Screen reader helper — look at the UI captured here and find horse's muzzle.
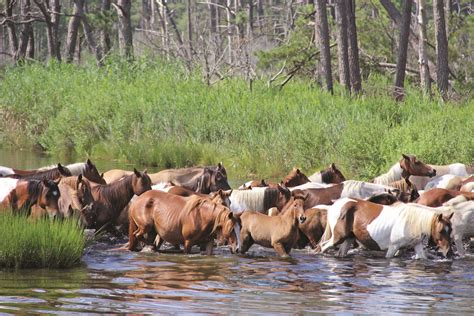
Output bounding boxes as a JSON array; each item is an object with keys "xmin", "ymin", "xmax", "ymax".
[
  {"xmin": 429, "ymin": 169, "xmax": 437, "ymax": 177},
  {"xmin": 299, "ymin": 215, "xmax": 306, "ymax": 224}
]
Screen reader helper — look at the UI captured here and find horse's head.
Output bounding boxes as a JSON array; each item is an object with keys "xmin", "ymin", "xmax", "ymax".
[
  {"xmin": 366, "ymin": 193, "xmax": 398, "ymax": 205},
  {"xmin": 431, "ymin": 213, "xmax": 454, "ymax": 258},
  {"xmin": 400, "ymin": 154, "xmax": 436, "ymax": 178},
  {"xmin": 132, "ymin": 168, "xmax": 152, "ymax": 195},
  {"xmin": 276, "ymin": 184, "xmax": 292, "ymax": 210},
  {"xmin": 322, "ymin": 163, "xmax": 346, "ymax": 183},
  {"xmin": 83, "ymin": 159, "xmax": 106, "ymax": 184},
  {"xmin": 37, "ymin": 179, "xmax": 61, "ymax": 219},
  {"xmin": 76, "ymin": 174, "xmax": 95, "ymax": 207},
  {"xmin": 213, "ymin": 206, "xmax": 240, "ymax": 253},
  {"xmin": 283, "ymin": 167, "xmax": 310, "ymax": 187},
  {"xmin": 289, "ymin": 190, "xmax": 307, "ymax": 224},
  {"xmin": 58, "ymin": 163, "xmax": 73, "ymax": 178},
  {"xmin": 198, "ymin": 163, "xmax": 232, "ymax": 193},
  {"xmin": 209, "ymin": 189, "xmax": 232, "ymax": 208}
]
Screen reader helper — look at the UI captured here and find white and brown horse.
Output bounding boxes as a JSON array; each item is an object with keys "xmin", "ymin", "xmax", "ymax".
[{"xmin": 372, "ymin": 154, "xmax": 436, "ymax": 185}]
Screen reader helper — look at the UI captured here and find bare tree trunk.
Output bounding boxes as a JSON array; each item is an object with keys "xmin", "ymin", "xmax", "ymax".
[
  {"xmin": 114, "ymin": 0, "xmax": 133, "ymax": 58},
  {"xmin": 142, "ymin": 0, "xmax": 151, "ymax": 29},
  {"xmin": 50, "ymin": 0, "xmax": 61, "ymax": 61},
  {"xmin": 15, "ymin": 0, "xmax": 34, "ymax": 61},
  {"xmin": 33, "ymin": 0, "xmax": 59, "ymax": 61},
  {"xmin": 433, "ymin": 0, "xmax": 449, "ymax": 99},
  {"xmin": 394, "ymin": 0, "xmax": 413, "ymax": 101},
  {"xmin": 82, "ymin": 17, "xmax": 103, "ymax": 65},
  {"xmin": 315, "ymin": 0, "xmax": 333, "ymax": 93},
  {"xmin": 187, "ymin": 0, "xmax": 193, "ymax": 56},
  {"xmin": 226, "ymin": 0, "xmax": 233, "ymax": 64},
  {"xmin": 27, "ymin": 30, "xmax": 35, "ymax": 59},
  {"xmin": 66, "ymin": 0, "xmax": 84, "ymax": 63},
  {"xmin": 5, "ymin": 0, "xmax": 18, "ymax": 57},
  {"xmin": 417, "ymin": 0, "xmax": 431, "ymax": 96},
  {"xmin": 334, "ymin": 0, "xmax": 351, "ymax": 92},
  {"xmin": 444, "ymin": 0, "xmax": 450, "ymax": 38},
  {"xmin": 347, "ymin": 0, "xmax": 361, "ymax": 94},
  {"xmin": 257, "ymin": 0, "xmax": 264, "ymax": 31},
  {"xmin": 209, "ymin": 0, "xmax": 218, "ymax": 34},
  {"xmin": 248, "ymin": 0, "xmax": 254, "ymax": 38},
  {"xmin": 100, "ymin": 0, "xmax": 112, "ymax": 55}
]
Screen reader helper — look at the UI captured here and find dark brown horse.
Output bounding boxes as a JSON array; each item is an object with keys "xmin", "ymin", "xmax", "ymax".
[
  {"xmin": 0, "ymin": 178, "xmax": 61, "ymax": 219},
  {"xmin": 308, "ymin": 163, "xmax": 346, "ymax": 184},
  {"xmin": 4, "ymin": 163, "xmax": 72, "ymax": 181},
  {"xmin": 417, "ymin": 188, "xmax": 474, "ymax": 207},
  {"xmin": 82, "ymin": 169, "xmax": 152, "ymax": 230},
  {"xmin": 128, "ymin": 191, "xmax": 238, "ymax": 254}
]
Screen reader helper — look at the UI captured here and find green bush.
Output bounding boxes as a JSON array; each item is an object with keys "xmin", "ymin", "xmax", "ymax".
[{"xmin": 0, "ymin": 212, "xmax": 86, "ymax": 269}]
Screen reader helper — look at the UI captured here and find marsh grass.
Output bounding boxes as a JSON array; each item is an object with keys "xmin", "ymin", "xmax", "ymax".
[
  {"xmin": 0, "ymin": 59, "xmax": 472, "ymax": 180},
  {"xmin": 0, "ymin": 211, "xmax": 86, "ymax": 269}
]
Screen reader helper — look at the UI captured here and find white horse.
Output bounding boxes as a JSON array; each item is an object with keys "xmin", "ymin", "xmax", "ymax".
[
  {"xmin": 340, "ymin": 180, "xmax": 397, "ymax": 199},
  {"xmin": 318, "ymin": 198, "xmax": 453, "ymax": 259},
  {"xmin": 411, "ymin": 163, "xmax": 473, "ymax": 190}
]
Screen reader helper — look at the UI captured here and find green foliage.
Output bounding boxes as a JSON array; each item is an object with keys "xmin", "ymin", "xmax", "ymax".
[
  {"xmin": 0, "ymin": 212, "xmax": 86, "ymax": 269},
  {"xmin": 0, "ymin": 61, "xmax": 472, "ymax": 180}
]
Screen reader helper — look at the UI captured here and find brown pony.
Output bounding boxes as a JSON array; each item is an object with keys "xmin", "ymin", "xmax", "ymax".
[
  {"xmin": 5, "ymin": 163, "xmax": 72, "ymax": 181},
  {"xmin": 308, "ymin": 163, "xmax": 346, "ymax": 184},
  {"xmin": 1, "ymin": 179, "xmax": 61, "ymax": 219},
  {"xmin": 372, "ymin": 154, "xmax": 436, "ymax": 185},
  {"xmin": 82, "ymin": 169, "xmax": 152, "ymax": 230},
  {"xmin": 128, "ymin": 191, "xmax": 238, "ymax": 254},
  {"xmin": 281, "ymin": 167, "xmax": 310, "ymax": 187},
  {"xmin": 167, "ymin": 186, "xmax": 232, "ymax": 208},
  {"xmin": 297, "ymin": 207, "xmax": 328, "ymax": 249},
  {"xmin": 416, "ymin": 188, "xmax": 474, "ymax": 207},
  {"xmin": 237, "ymin": 193, "xmax": 307, "ymax": 257}
]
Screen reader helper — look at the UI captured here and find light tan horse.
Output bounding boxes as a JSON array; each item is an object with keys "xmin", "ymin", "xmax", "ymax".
[
  {"xmin": 128, "ymin": 191, "xmax": 238, "ymax": 254},
  {"xmin": 237, "ymin": 194, "xmax": 307, "ymax": 257}
]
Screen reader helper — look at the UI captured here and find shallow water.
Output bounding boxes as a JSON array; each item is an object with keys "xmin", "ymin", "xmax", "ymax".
[{"xmin": 1, "ymin": 149, "xmax": 474, "ymax": 314}]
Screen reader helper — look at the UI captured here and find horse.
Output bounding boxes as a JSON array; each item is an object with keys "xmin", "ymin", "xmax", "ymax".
[
  {"xmin": 0, "ymin": 178, "xmax": 61, "ymax": 219},
  {"xmin": 237, "ymin": 192, "xmax": 307, "ymax": 257},
  {"xmin": 81, "ymin": 169, "xmax": 152, "ymax": 230},
  {"xmin": 229, "ymin": 185, "xmax": 291, "ymax": 214},
  {"xmin": 317, "ymin": 198, "xmax": 453, "ymax": 259},
  {"xmin": 416, "ymin": 188, "xmax": 474, "ymax": 207},
  {"xmin": 238, "ymin": 167, "xmax": 315, "ymax": 190},
  {"xmin": 297, "ymin": 207, "xmax": 328, "ymax": 249},
  {"xmin": 4, "ymin": 163, "xmax": 72, "ymax": 181},
  {"xmin": 128, "ymin": 191, "xmax": 238, "ymax": 254},
  {"xmin": 372, "ymin": 154, "xmax": 436, "ymax": 185},
  {"xmin": 308, "ymin": 163, "xmax": 346, "ymax": 184},
  {"xmin": 410, "ymin": 163, "xmax": 473, "ymax": 190},
  {"xmin": 165, "ymin": 186, "xmax": 232, "ymax": 208},
  {"xmin": 36, "ymin": 159, "xmax": 106, "ymax": 184}
]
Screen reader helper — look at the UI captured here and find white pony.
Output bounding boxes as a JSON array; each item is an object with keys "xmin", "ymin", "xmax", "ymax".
[{"xmin": 318, "ymin": 198, "xmax": 453, "ymax": 259}]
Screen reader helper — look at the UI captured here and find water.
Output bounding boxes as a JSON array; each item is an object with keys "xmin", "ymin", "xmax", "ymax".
[{"xmin": 1, "ymin": 149, "xmax": 474, "ymax": 314}]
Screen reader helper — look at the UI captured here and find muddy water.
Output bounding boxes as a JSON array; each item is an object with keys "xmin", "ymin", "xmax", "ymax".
[{"xmin": 1, "ymin": 149, "xmax": 474, "ymax": 314}]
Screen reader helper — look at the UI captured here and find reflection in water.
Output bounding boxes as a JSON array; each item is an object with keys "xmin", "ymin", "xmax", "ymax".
[{"xmin": 1, "ymin": 149, "xmax": 474, "ymax": 313}]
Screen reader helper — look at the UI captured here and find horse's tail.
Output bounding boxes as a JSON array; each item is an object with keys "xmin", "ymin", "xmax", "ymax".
[
  {"xmin": 263, "ymin": 187, "xmax": 278, "ymax": 213},
  {"xmin": 315, "ymin": 215, "xmax": 333, "ymax": 253}
]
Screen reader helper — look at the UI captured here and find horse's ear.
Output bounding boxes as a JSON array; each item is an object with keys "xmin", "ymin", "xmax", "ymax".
[
  {"xmin": 437, "ymin": 213, "xmax": 443, "ymax": 222},
  {"xmin": 100, "ymin": 173, "xmax": 104, "ymax": 178},
  {"xmin": 228, "ymin": 212, "xmax": 233, "ymax": 220},
  {"xmin": 228, "ymin": 189, "xmax": 233, "ymax": 196},
  {"xmin": 402, "ymin": 154, "xmax": 410, "ymax": 160},
  {"xmin": 54, "ymin": 177, "xmax": 61, "ymax": 186},
  {"xmin": 143, "ymin": 169, "xmax": 148, "ymax": 174},
  {"xmin": 218, "ymin": 162, "xmax": 223, "ymax": 169},
  {"xmin": 86, "ymin": 158, "xmax": 93, "ymax": 166},
  {"xmin": 76, "ymin": 174, "xmax": 83, "ymax": 186},
  {"xmin": 217, "ymin": 189, "xmax": 223, "ymax": 195},
  {"xmin": 330, "ymin": 163, "xmax": 336, "ymax": 170},
  {"xmin": 447, "ymin": 212, "xmax": 454, "ymax": 220},
  {"xmin": 296, "ymin": 168, "xmax": 301, "ymax": 174},
  {"xmin": 133, "ymin": 168, "xmax": 141, "ymax": 177}
]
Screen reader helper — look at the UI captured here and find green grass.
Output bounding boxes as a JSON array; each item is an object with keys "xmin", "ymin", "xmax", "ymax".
[
  {"xmin": 0, "ymin": 212, "xmax": 86, "ymax": 269},
  {"xmin": 0, "ymin": 58, "xmax": 473, "ymax": 180}
]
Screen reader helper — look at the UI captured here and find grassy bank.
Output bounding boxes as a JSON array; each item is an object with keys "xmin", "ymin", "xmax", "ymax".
[
  {"xmin": 0, "ymin": 212, "xmax": 86, "ymax": 269},
  {"xmin": 0, "ymin": 59, "xmax": 472, "ymax": 180}
]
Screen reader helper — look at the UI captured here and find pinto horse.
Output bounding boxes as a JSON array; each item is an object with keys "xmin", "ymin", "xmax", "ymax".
[
  {"xmin": 237, "ymin": 192, "xmax": 307, "ymax": 257},
  {"xmin": 317, "ymin": 198, "xmax": 453, "ymax": 259},
  {"xmin": 416, "ymin": 188, "xmax": 474, "ymax": 207},
  {"xmin": 0, "ymin": 178, "xmax": 61, "ymax": 219},
  {"xmin": 372, "ymin": 154, "xmax": 436, "ymax": 185},
  {"xmin": 81, "ymin": 169, "xmax": 152, "ymax": 230},
  {"xmin": 229, "ymin": 185, "xmax": 291, "ymax": 214},
  {"xmin": 128, "ymin": 191, "xmax": 238, "ymax": 254},
  {"xmin": 308, "ymin": 163, "xmax": 346, "ymax": 184}
]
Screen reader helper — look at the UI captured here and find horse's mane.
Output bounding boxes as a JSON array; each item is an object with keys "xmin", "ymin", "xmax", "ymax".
[
  {"xmin": 263, "ymin": 188, "xmax": 279, "ymax": 212},
  {"xmin": 395, "ymin": 203, "xmax": 436, "ymax": 237},
  {"xmin": 93, "ymin": 173, "xmax": 135, "ymax": 203},
  {"xmin": 342, "ymin": 180, "xmax": 393, "ymax": 198},
  {"xmin": 230, "ymin": 189, "xmax": 266, "ymax": 212},
  {"xmin": 373, "ymin": 163, "xmax": 403, "ymax": 185},
  {"xmin": 11, "ymin": 165, "xmax": 72, "ymax": 180},
  {"xmin": 65, "ymin": 162, "xmax": 87, "ymax": 176}
]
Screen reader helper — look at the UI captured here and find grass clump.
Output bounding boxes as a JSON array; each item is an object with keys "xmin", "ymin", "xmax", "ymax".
[{"xmin": 0, "ymin": 212, "xmax": 86, "ymax": 269}]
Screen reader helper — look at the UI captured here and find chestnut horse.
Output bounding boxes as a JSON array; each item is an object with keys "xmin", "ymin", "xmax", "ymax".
[
  {"xmin": 237, "ymin": 193, "xmax": 307, "ymax": 257},
  {"xmin": 416, "ymin": 188, "xmax": 474, "ymax": 207},
  {"xmin": 318, "ymin": 198, "xmax": 453, "ymax": 259},
  {"xmin": 0, "ymin": 178, "xmax": 61, "ymax": 219},
  {"xmin": 372, "ymin": 154, "xmax": 436, "ymax": 185},
  {"xmin": 308, "ymin": 163, "xmax": 346, "ymax": 184},
  {"xmin": 128, "ymin": 191, "xmax": 238, "ymax": 254},
  {"xmin": 165, "ymin": 186, "xmax": 232, "ymax": 208},
  {"xmin": 81, "ymin": 169, "xmax": 152, "ymax": 230}
]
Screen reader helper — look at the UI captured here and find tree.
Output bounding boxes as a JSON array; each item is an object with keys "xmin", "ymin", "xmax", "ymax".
[
  {"xmin": 394, "ymin": 0, "xmax": 413, "ymax": 101},
  {"xmin": 315, "ymin": 0, "xmax": 333, "ymax": 93},
  {"xmin": 334, "ymin": 0, "xmax": 351, "ymax": 92},
  {"xmin": 66, "ymin": 0, "xmax": 85, "ymax": 63},
  {"xmin": 15, "ymin": 0, "xmax": 34, "ymax": 62},
  {"xmin": 417, "ymin": 0, "xmax": 431, "ymax": 96},
  {"xmin": 5, "ymin": 0, "xmax": 18, "ymax": 57},
  {"xmin": 347, "ymin": 0, "xmax": 361, "ymax": 94},
  {"xmin": 100, "ymin": 0, "xmax": 112, "ymax": 56},
  {"xmin": 433, "ymin": 0, "xmax": 449, "ymax": 99},
  {"xmin": 113, "ymin": 0, "xmax": 133, "ymax": 58},
  {"xmin": 33, "ymin": 0, "xmax": 61, "ymax": 61}
]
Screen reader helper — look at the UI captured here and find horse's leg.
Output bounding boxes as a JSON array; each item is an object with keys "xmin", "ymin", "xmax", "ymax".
[
  {"xmin": 273, "ymin": 242, "xmax": 290, "ymax": 258},
  {"xmin": 385, "ymin": 244, "xmax": 400, "ymax": 258},
  {"xmin": 183, "ymin": 240, "xmax": 193, "ymax": 254},
  {"xmin": 414, "ymin": 242, "xmax": 427, "ymax": 259},
  {"xmin": 454, "ymin": 235, "xmax": 465, "ymax": 257},
  {"xmin": 205, "ymin": 240, "xmax": 214, "ymax": 255},
  {"xmin": 239, "ymin": 232, "xmax": 254, "ymax": 254},
  {"xmin": 154, "ymin": 235, "xmax": 164, "ymax": 251},
  {"xmin": 336, "ymin": 237, "xmax": 355, "ymax": 257}
]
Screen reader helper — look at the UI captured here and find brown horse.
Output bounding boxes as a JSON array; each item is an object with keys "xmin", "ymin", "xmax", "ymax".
[
  {"xmin": 372, "ymin": 154, "xmax": 436, "ymax": 185},
  {"xmin": 128, "ymin": 191, "xmax": 238, "ymax": 254},
  {"xmin": 416, "ymin": 188, "xmax": 474, "ymax": 207},
  {"xmin": 281, "ymin": 167, "xmax": 310, "ymax": 187},
  {"xmin": 5, "ymin": 163, "xmax": 72, "ymax": 181},
  {"xmin": 297, "ymin": 207, "xmax": 328, "ymax": 249},
  {"xmin": 318, "ymin": 198, "xmax": 453, "ymax": 258},
  {"xmin": 237, "ymin": 193, "xmax": 307, "ymax": 257},
  {"xmin": 0, "ymin": 179, "xmax": 61, "ymax": 219},
  {"xmin": 308, "ymin": 163, "xmax": 346, "ymax": 184},
  {"xmin": 166, "ymin": 186, "xmax": 232, "ymax": 208},
  {"xmin": 82, "ymin": 169, "xmax": 152, "ymax": 230}
]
